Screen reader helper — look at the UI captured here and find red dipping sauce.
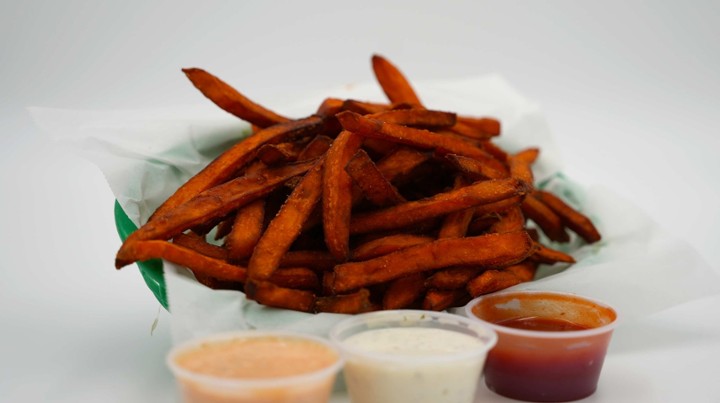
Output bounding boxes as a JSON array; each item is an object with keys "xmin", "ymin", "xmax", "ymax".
[{"xmin": 465, "ymin": 291, "xmax": 618, "ymax": 402}]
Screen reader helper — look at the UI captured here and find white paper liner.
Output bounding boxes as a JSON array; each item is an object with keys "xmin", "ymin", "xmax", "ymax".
[{"xmin": 31, "ymin": 75, "xmax": 720, "ymax": 345}]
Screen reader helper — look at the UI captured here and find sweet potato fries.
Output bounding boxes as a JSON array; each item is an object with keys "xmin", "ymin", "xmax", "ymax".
[{"xmin": 115, "ymin": 55, "xmax": 602, "ymax": 313}]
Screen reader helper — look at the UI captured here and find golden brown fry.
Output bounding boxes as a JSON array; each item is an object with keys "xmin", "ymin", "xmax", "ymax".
[
  {"xmin": 297, "ymin": 135, "xmax": 333, "ymax": 161},
  {"xmin": 351, "ymin": 234, "xmax": 434, "ymax": 261},
  {"xmin": 257, "ymin": 142, "xmax": 303, "ymax": 165},
  {"xmin": 481, "ymin": 141, "xmax": 509, "ymax": 164},
  {"xmin": 323, "ymin": 130, "xmax": 363, "ymax": 261},
  {"xmin": 346, "ymin": 149, "xmax": 406, "ymax": 207},
  {"xmin": 504, "ymin": 260, "xmax": 538, "ymax": 282},
  {"xmin": 425, "ymin": 266, "xmax": 482, "ymax": 290},
  {"xmin": 316, "ymin": 97, "xmax": 345, "ymax": 117},
  {"xmin": 489, "ymin": 206, "xmax": 525, "ymax": 234},
  {"xmin": 247, "ymin": 160, "xmax": 325, "ymax": 281},
  {"xmin": 372, "ymin": 54, "xmax": 422, "ymax": 105},
  {"xmin": 182, "ymin": 68, "xmax": 289, "ymax": 128},
  {"xmin": 437, "ymin": 176, "xmax": 474, "ymax": 239},
  {"xmin": 117, "ymin": 161, "xmax": 316, "ymax": 268},
  {"xmin": 456, "ymin": 116, "xmax": 501, "ymax": 137},
  {"xmin": 508, "ymin": 148, "xmax": 539, "ymax": 186},
  {"xmin": 445, "ymin": 153, "xmax": 508, "ymax": 181},
  {"xmin": 331, "ymin": 231, "xmax": 534, "ymax": 293},
  {"xmin": 150, "ymin": 115, "xmax": 324, "ymax": 220},
  {"xmin": 531, "ymin": 242, "xmax": 576, "ymax": 265},
  {"xmin": 423, "ymin": 289, "xmax": 470, "ymax": 311},
  {"xmin": 521, "ymin": 194, "xmax": 570, "ymax": 243},
  {"xmin": 375, "ymin": 147, "xmax": 431, "ymax": 182},
  {"xmin": 122, "ymin": 240, "xmax": 246, "ymax": 282},
  {"xmin": 225, "ymin": 199, "xmax": 265, "ymax": 262},
  {"xmin": 382, "ymin": 273, "xmax": 426, "ymax": 309},
  {"xmin": 245, "ymin": 279, "xmax": 316, "ymax": 312},
  {"xmin": 269, "ymin": 267, "xmax": 320, "ymax": 290},
  {"xmin": 172, "ymin": 232, "xmax": 229, "ymax": 261},
  {"xmin": 337, "ymin": 111, "xmax": 498, "ymax": 162},
  {"xmin": 350, "ymin": 178, "xmax": 530, "ymax": 235},
  {"xmin": 315, "ymin": 288, "xmax": 376, "ymax": 314},
  {"xmin": 533, "ymin": 190, "xmax": 602, "ymax": 243},
  {"xmin": 342, "ymin": 99, "xmax": 392, "ymax": 115},
  {"xmin": 367, "ymin": 109, "xmax": 456, "ymax": 128},
  {"xmin": 467, "ymin": 270, "xmax": 523, "ymax": 297},
  {"xmin": 279, "ymin": 251, "xmax": 338, "ymax": 272}
]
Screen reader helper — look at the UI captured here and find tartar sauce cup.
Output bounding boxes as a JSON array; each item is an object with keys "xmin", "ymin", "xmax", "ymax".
[
  {"xmin": 329, "ymin": 310, "xmax": 497, "ymax": 403},
  {"xmin": 465, "ymin": 290, "xmax": 619, "ymax": 402},
  {"xmin": 166, "ymin": 331, "xmax": 344, "ymax": 403}
]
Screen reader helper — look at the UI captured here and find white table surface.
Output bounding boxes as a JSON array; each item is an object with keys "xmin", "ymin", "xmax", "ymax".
[{"xmin": 2, "ymin": 1, "xmax": 719, "ymax": 402}]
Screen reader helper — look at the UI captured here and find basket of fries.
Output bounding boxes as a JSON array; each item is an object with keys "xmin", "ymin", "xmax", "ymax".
[{"xmin": 113, "ymin": 55, "xmax": 603, "ymax": 316}]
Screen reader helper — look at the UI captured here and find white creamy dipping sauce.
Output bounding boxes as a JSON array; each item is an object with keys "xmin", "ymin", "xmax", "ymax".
[
  {"xmin": 341, "ymin": 327, "xmax": 488, "ymax": 403},
  {"xmin": 344, "ymin": 327, "xmax": 484, "ymax": 355}
]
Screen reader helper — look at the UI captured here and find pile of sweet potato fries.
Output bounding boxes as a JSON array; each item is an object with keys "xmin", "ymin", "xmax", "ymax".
[{"xmin": 115, "ymin": 55, "xmax": 601, "ymax": 313}]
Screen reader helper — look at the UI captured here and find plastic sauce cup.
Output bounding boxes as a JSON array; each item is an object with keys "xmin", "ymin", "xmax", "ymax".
[
  {"xmin": 166, "ymin": 331, "xmax": 344, "ymax": 403},
  {"xmin": 465, "ymin": 290, "xmax": 618, "ymax": 402},
  {"xmin": 329, "ymin": 310, "xmax": 497, "ymax": 403}
]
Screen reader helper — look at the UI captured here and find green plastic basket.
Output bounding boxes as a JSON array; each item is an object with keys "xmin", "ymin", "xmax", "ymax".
[{"xmin": 114, "ymin": 201, "xmax": 168, "ymax": 309}]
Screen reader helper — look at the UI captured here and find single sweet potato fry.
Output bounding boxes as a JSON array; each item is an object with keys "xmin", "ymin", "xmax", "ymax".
[
  {"xmin": 508, "ymin": 148, "xmax": 539, "ymax": 187},
  {"xmin": 316, "ymin": 97, "xmax": 345, "ymax": 117},
  {"xmin": 257, "ymin": 142, "xmax": 303, "ymax": 165},
  {"xmin": 121, "ymin": 240, "xmax": 246, "ymax": 282},
  {"xmin": 521, "ymin": 194, "xmax": 570, "ymax": 242},
  {"xmin": 372, "ymin": 54, "xmax": 422, "ymax": 105},
  {"xmin": 337, "ymin": 111, "xmax": 498, "ymax": 162},
  {"xmin": 467, "ymin": 270, "xmax": 523, "ymax": 297},
  {"xmin": 331, "ymin": 231, "xmax": 534, "ymax": 292},
  {"xmin": 225, "ymin": 199, "xmax": 265, "ymax": 262},
  {"xmin": 350, "ymin": 178, "xmax": 530, "ymax": 235},
  {"xmin": 489, "ymin": 206, "xmax": 525, "ymax": 234},
  {"xmin": 531, "ymin": 242, "xmax": 576, "ymax": 265},
  {"xmin": 437, "ymin": 176, "xmax": 474, "ymax": 239},
  {"xmin": 269, "ymin": 267, "xmax": 320, "ymax": 290},
  {"xmin": 150, "ymin": 115, "xmax": 324, "ymax": 220},
  {"xmin": 449, "ymin": 121, "xmax": 495, "ymax": 140},
  {"xmin": 533, "ymin": 190, "xmax": 601, "ymax": 243},
  {"xmin": 316, "ymin": 288, "xmax": 376, "ymax": 314},
  {"xmin": 456, "ymin": 116, "xmax": 501, "ymax": 137},
  {"xmin": 504, "ymin": 260, "xmax": 538, "ymax": 282},
  {"xmin": 248, "ymin": 159, "xmax": 325, "ymax": 280},
  {"xmin": 367, "ymin": 109, "xmax": 456, "ymax": 128},
  {"xmin": 172, "ymin": 232, "xmax": 229, "ymax": 261},
  {"xmin": 422, "ymin": 289, "xmax": 470, "ymax": 311},
  {"xmin": 244, "ymin": 279, "xmax": 316, "ymax": 312},
  {"xmin": 445, "ymin": 153, "xmax": 508, "ymax": 181},
  {"xmin": 279, "ymin": 250, "xmax": 338, "ymax": 272},
  {"xmin": 297, "ymin": 135, "xmax": 333, "ymax": 161},
  {"xmin": 351, "ymin": 234, "xmax": 434, "ymax": 261},
  {"xmin": 382, "ymin": 273, "xmax": 426, "ymax": 309},
  {"xmin": 342, "ymin": 99, "xmax": 392, "ymax": 115},
  {"xmin": 425, "ymin": 266, "xmax": 482, "ymax": 290},
  {"xmin": 323, "ymin": 130, "xmax": 363, "ymax": 261},
  {"xmin": 182, "ymin": 68, "xmax": 289, "ymax": 128},
  {"xmin": 375, "ymin": 147, "xmax": 431, "ymax": 183},
  {"xmin": 346, "ymin": 149, "xmax": 406, "ymax": 207}
]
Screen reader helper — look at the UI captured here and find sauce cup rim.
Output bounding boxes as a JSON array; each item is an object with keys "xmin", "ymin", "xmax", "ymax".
[
  {"xmin": 464, "ymin": 290, "xmax": 619, "ymax": 339},
  {"xmin": 166, "ymin": 330, "xmax": 345, "ymax": 388},
  {"xmin": 329, "ymin": 309, "xmax": 498, "ymax": 363}
]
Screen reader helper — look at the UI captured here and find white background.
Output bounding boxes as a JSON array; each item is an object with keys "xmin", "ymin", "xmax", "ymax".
[{"xmin": 1, "ymin": 1, "xmax": 719, "ymax": 402}]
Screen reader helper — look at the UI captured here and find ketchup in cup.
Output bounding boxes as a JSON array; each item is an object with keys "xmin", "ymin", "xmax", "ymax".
[{"xmin": 465, "ymin": 290, "xmax": 618, "ymax": 402}]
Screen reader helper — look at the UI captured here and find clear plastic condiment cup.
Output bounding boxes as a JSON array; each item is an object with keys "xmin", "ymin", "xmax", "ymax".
[
  {"xmin": 166, "ymin": 331, "xmax": 344, "ymax": 403},
  {"xmin": 329, "ymin": 310, "xmax": 497, "ymax": 403},
  {"xmin": 465, "ymin": 290, "xmax": 619, "ymax": 402}
]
